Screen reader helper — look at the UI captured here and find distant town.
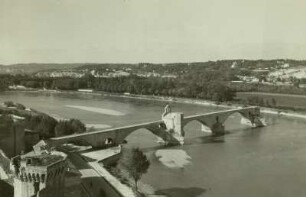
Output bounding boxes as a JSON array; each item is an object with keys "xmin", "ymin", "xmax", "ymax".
[{"xmin": 1, "ymin": 60, "xmax": 306, "ymax": 85}]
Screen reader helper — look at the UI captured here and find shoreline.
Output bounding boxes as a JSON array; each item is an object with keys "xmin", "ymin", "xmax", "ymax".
[
  {"xmin": 5, "ymin": 89, "xmax": 306, "ymax": 120},
  {"xmin": 3, "ymin": 89, "xmax": 306, "ymax": 197},
  {"xmin": 106, "ymin": 93, "xmax": 306, "ymax": 119}
]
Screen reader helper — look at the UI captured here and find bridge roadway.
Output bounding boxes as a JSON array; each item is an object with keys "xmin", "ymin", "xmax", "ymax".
[{"xmin": 47, "ymin": 106, "xmax": 265, "ymax": 147}]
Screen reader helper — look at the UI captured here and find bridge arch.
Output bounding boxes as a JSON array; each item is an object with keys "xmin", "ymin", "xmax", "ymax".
[
  {"xmin": 114, "ymin": 124, "xmax": 170, "ymax": 145},
  {"xmin": 221, "ymin": 111, "xmax": 252, "ymax": 131},
  {"xmin": 225, "ymin": 110, "xmax": 245, "ymax": 119},
  {"xmin": 182, "ymin": 118, "xmax": 209, "ymax": 129},
  {"xmin": 220, "ymin": 111, "xmax": 250, "ymax": 123},
  {"xmin": 120, "ymin": 127, "xmax": 166, "ymax": 147},
  {"xmin": 181, "ymin": 119, "xmax": 212, "ymax": 138}
]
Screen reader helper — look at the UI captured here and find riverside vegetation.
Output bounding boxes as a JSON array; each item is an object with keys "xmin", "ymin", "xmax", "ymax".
[
  {"xmin": 0, "ymin": 102, "xmax": 86, "ymax": 196},
  {"xmin": 0, "ymin": 101, "xmax": 86, "ymax": 151}
]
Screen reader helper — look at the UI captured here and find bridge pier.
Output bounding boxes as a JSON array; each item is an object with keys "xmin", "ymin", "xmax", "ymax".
[
  {"xmin": 162, "ymin": 112, "xmax": 184, "ymax": 145},
  {"xmin": 240, "ymin": 116, "xmax": 266, "ymax": 127},
  {"xmin": 211, "ymin": 116, "xmax": 226, "ymax": 135},
  {"xmin": 239, "ymin": 107, "xmax": 266, "ymax": 127}
]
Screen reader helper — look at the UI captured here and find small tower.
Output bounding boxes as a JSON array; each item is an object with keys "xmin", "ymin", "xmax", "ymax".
[{"xmin": 10, "ymin": 140, "xmax": 67, "ymax": 197}]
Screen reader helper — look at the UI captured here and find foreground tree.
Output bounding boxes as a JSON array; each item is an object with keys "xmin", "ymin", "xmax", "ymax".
[
  {"xmin": 54, "ymin": 119, "xmax": 86, "ymax": 137},
  {"xmin": 118, "ymin": 148, "xmax": 150, "ymax": 191}
]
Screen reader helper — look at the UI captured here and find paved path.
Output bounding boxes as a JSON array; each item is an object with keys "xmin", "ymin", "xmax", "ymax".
[
  {"xmin": 60, "ymin": 145, "xmax": 136, "ymax": 197},
  {"xmin": 88, "ymin": 162, "xmax": 136, "ymax": 197},
  {"xmin": 81, "ymin": 147, "xmax": 136, "ymax": 197},
  {"xmin": 65, "ymin": 152, "xmax": 100, "ymax": 197}
]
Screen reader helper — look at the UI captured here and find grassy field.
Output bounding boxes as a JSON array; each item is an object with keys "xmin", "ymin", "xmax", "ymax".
[{"xmin": 236, "ymin": 92, "xmax": 306, "ymax": 110}]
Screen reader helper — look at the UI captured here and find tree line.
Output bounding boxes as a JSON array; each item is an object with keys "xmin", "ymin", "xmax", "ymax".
[
  {"xmin": 1, "ymin": 71, "xmax": 236, "ymax": 102},
  {"xmin": 229, "ymin": 82, "xmax": 306, "ymax": 95}
]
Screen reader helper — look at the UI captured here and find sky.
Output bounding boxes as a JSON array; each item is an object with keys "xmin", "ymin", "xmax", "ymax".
[{"xmin": 0, "ymin": 0, "xmax": 306, "ymax": 64}]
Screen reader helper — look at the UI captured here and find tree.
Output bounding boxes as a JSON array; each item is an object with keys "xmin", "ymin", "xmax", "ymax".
[
  {"xmin": 70, "ymin": 119, "xmax": 86, "ymax": 133},
  {"xmin": 259, "ymin": 98, "xmax": 265, "ymax": 106},
  {"xmin": 54, "ymin": 119, "xmax": 86, "ymax": 137},
  {"xmin": 24, "ymin": 114, "xmax": 58, "ymax": 138},
  {"xmin": 271, "ymin": 98, "xmax": 277, "ymax": 107},
  {"xmin": 0, "ymin": 77, "xmax": 8, "ymax": 91},
  {"xmin": 4, "ymin": 101, "xmax": 14, "ymax": 108},
  {"xmin": 0, "ymin": 115, "xmax": 14, "ymax": 138},
  {"xmin": 15, "ymin": 103, "xmax": 26, "ymax": 110},
  {"xmin": 54, "ymin": 121, "xmax": 69, "ymax": 136},
  {"xmin": 118, "ymin": 148, "xmax": 150, "ymax": 191},
  {"xmin": 43, "ymin": 81, "xmax": 52, "ymax": 89}
]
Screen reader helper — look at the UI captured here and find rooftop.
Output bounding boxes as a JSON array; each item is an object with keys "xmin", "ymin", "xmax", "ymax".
[
  {"xmin": 21, "ymin": 153, "xmax": 64, "ymax": 167},
  {"xmin": 20, "ymin": 140, "xmax": 67, "ymax": 167}
]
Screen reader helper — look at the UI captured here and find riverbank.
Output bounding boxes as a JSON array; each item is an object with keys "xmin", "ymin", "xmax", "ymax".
[
  {"xmin": 236, "ymin": 92, "xmax": 306, "ymax": 111},
  {"xmin": 6, "ymin": 89, "xmax": 306, "ymax": 120},
  {"xmin": 98, "ymin": 91, "xmax": 306, "ymax": 120},
  {"xmin": 105, "ymin": 163, "xmax": 165, "ymax": 197}
]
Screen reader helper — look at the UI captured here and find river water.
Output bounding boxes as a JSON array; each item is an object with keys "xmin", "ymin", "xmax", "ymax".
[{"xmin": 1, "ymin": 91, "xmax": 306, "ymax": 197}]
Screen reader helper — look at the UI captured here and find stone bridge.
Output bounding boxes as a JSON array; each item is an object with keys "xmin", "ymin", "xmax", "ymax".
[{"xmin": 47, "ymin": 106, "xmax": 266, "ymax": 147}]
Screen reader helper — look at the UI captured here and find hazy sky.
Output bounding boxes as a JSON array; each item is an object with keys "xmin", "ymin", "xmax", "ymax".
[{"xmin": 0, "ymin": 0, "xmax": 306, "ymax": 64}]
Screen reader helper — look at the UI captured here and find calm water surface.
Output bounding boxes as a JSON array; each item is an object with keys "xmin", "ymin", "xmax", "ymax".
[{"xmin": 1, "ymin": 91, "xmax": 306, "ymax": 197}]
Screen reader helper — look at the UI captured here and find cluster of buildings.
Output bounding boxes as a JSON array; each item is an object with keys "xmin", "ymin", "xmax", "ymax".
[
  {"xmin": 267, "ymin": 67, "xmax": 306, "ymax": 81},
  {"xmin": 35, "ymin": 71, "xmax": 86, "ymax": 78},
  {"xmin": 34, "ymin": 67, "xmax": 177, "ymax": 79},
  {"xmin": 232, "ymin": 62, "xmax": 306, "ymax": 87}
]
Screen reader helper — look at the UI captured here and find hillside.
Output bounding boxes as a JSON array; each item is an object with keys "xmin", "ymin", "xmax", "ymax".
[
  {"xmin": 0, "ymin": 63, "xmax": 87, "ymax": 74},
  {"xmin": 1, "ymin": 59, "xmax": 306, "ymax": 76}
]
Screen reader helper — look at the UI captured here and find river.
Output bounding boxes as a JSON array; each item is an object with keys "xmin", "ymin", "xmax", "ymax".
[{"xmin": 1, "ymin": 91, "xmax": 306, "ymax": 197}]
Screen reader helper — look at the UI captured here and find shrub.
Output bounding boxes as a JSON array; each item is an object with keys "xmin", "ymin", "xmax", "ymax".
[
  {"xmin": 15, "ymin": 103, "xmax": 26, "ymax": 110},
  {"xmin": 3, "ymin": 101, "xmax": 14, "ymax": 108},
  {"xmin": 55, "ymin": 119, "xmax": 86, "ymax": 137}
]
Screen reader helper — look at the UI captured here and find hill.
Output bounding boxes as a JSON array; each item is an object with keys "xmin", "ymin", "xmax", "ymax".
[
  {"xmin": 0, "ymin": 63, "xmax": 88, "ymax": 74},
  {"xmin": 1, "ymin": 59, "xmax": 306, "ymax": 75}
]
